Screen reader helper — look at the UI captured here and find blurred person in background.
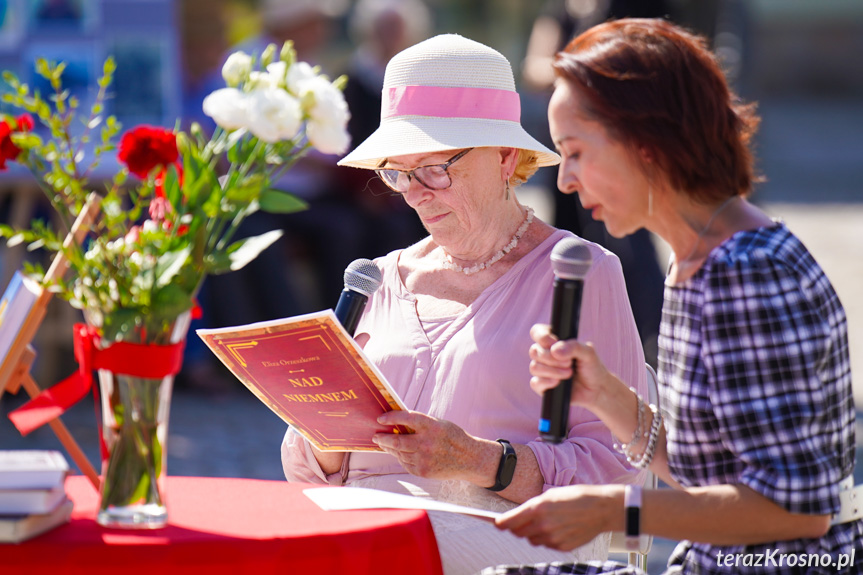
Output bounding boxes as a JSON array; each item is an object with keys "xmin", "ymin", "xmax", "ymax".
[
  {"xmin": 489, "ymin": 18, "xmax": 862, "ymax": 575},
  {"xmin": 239, "ymin": 0, "xmax": 368, "ymax": 310},
  {"xmin": 335, "ymin": 0, "xmax": 433, "ymax": 269},
  {"xmin": 176, "ymin": 0, "xmax": 353, "ymax": 389},
  {"xmin": 282, "ymin": 33, "xmax": 648, "ymax": 575},
  {"xmin": 522, "ymin": 0, "xmax": 671, "ymax": 367},
  {"xmin": 176, "ymin": 0, "xmax": 285, "ymax": 391}
]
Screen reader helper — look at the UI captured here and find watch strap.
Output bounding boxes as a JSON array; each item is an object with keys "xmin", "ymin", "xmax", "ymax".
[
  {"xmin": 487, "ymin": 439, "xmax": 517, "ymax": 492},
  {"xmin": 624, "ymin": 484, "xmax": 642, "ymax": 550}
]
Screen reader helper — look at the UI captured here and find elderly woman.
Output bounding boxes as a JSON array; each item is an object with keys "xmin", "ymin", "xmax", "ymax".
[
  {"xmin": 281, "ymin": 34, "xmax": 647, "ymax": 574},
  {"xmin": 490, "ymin": 19, "xmax": 862, "ymax": 575}
]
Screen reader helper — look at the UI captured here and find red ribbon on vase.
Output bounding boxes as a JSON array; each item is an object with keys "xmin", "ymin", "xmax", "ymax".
[{"xmin": 9, "ymin": 323, "xmax": 185, "ymax": 436}]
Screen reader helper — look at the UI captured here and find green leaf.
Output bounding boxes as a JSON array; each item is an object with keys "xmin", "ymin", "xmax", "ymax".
[
  {"xmin": 35, "ymin": 58, "xmax": 49, "ymax": 79},
  {"xmin": 161, "ymin": 163, "xmax": 182, "ymax": 209},
  {"xmin": 151, "ymin": 283, "xmax": 194, "ymax": 321},
  {"xmin": 225, "ymin": 173, "xmax": 267, "ymax": 204},
  {"xmin": 155, "ymin": 245, "xmax": 192, "ymax": 287},
  {"xmin": 12, "ymin": 132, "xmax": 43, "ymax": 149},
  {"xmin": 204, "ymin": 251, "xmax": 232, "ymax": 275},
  {"xmin": 259, "ymin": 190, "xmax": 308, "ymax": 214},
  {"xmin": 224, "ymin": 229, "xmax": 283, "ymax": 271},
  {"xmin": 53, "ymin": 63, "xmax": 67, "ymax": 82},
  {"xmin": 202, "ymin": 187, "xmax": 224, "ymax": 219},
  {"xmin": 179, "ymin": 143, "xmax": 218, "ymax": 209}
]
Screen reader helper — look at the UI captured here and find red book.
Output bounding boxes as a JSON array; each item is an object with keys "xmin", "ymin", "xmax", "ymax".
[{"xmin": 197, "ymin": 310, "xmax": 410, "ymax": 451}]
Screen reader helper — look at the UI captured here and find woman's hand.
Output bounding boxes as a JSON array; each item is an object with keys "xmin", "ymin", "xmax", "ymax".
[
  {"xmin": 374, "ymin": 411, "xmax": 497, "ymax": 483},
  {"xmin": 495, "ymin": 484, "xmax": 622, "ymax": 551},
  {"xmin": 528, "ymin": 323, "xmax": 616, "ymax": 409}
]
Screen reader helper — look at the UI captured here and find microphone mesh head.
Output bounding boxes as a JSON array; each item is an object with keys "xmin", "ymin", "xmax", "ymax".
[
  {"xmin": 344, "ymin": 258, "xmax": 383, "ymax": 297},
  {"xmin": 551, "ymin": 237, "xmax": 592, "ymax": 280}
]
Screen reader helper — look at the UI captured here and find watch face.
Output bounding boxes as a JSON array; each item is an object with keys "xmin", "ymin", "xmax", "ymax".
[
  {"xmin": 497, "ymin": 440, "xmax": 517, "ymax": 489},
  {"xmin": 500, "ymin": 451, "xmax": 517, "ymax": 486}
]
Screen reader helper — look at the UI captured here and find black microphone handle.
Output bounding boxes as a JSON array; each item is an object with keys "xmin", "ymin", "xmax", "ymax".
[
  {"xmin": 540, "ymin": 278, "xmax": 584, "ymax": 443},
  {"xmin": 334, "ymin": 289, "xmax": 368, "ymax": 337}
]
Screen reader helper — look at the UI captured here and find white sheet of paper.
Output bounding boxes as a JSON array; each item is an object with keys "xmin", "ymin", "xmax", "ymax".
[{"xmin": 303, "ymin": 486, "xmax": 502, "ymax": 520}]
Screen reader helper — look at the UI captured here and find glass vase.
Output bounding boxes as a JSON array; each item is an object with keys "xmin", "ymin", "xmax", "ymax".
[{"xmin": 92, "ymin": 311, "xmax": 190, "ymax": 529}]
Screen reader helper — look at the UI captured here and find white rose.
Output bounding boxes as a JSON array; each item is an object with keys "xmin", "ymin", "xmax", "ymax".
[
  {"xmin": 306, "ymin": 119, "xmax": 351, "ymax": 155},
  {"xmin": 202, "ymin": 88, "xmax": 249, "ymax": 130},
  {"xmin": 246, "ymin": 62, "xmax": 288, "ymax": 91},
  {"xmin": 221, "ymin": 51, "xmax": 252, "ymax": 86},
  {"xmin": 286, "ymin": 61, "xmax": 318, "ymax": 95},
  {"xmin": 306, "ymin": 77, "xmax": 350, "ymax": 124},
  {"xmin": 247, "ymin": 70, "xmax": 278, "ymax": 91},
  {"xmin": 246, "ymin": 88, "xmax": 302, "ymax": 143},
  {"xmin": 266, "ymin": 61, "xmax": 288, "ymax": 88},
  {"xmin": 292, "ymin": 76, "xmax": 350, "ymax": 154}
]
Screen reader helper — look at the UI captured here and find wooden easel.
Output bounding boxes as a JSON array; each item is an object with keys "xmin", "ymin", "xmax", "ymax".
[{"xmin": 1, "ymin": 194, "xmax": 101, "ymax": 489}]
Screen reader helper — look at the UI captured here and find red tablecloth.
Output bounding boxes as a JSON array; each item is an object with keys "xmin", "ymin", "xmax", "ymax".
[{"xmin": 1, "ymin": 475, "xmax": 443, "ymax": 575}]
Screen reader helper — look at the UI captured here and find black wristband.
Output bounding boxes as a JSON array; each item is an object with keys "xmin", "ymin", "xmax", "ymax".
[
  {"xmin": 487, "ymin": 439, "xmax": 517, "ymax": 492},
  {"xmin": 624, "ymin": 484, "xmax": 642, "ymax": 550}
]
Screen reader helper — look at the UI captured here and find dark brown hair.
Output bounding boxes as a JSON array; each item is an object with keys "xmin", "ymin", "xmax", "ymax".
[{"xmin": 553, "ymin": 18, "xmax": 762, "ymax": 202}]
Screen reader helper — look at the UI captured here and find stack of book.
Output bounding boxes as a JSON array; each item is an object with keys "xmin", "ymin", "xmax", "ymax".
[{"xmin": 0, "ymin": 450, "xmax": 73, "ymax": 543}]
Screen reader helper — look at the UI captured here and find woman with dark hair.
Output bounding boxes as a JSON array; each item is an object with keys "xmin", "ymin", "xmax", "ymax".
[{"xmin": 488, "ymin": 18, "xmax": 862, "ymax": 575}]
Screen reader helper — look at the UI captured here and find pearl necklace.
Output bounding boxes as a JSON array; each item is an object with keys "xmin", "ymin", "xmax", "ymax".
[{"xmin": 441, "ymin": 207, "xmax": 534, "ymax": 275}]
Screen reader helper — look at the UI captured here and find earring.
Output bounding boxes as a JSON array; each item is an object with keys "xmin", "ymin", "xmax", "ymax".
[{"xmin": 505, "ymin": 180, "xmax": 511, "ymax": 201}]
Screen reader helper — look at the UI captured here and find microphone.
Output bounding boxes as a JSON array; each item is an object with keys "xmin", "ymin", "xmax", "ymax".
[
  {"xmin": 539, "ymin": 237, "xmax": 593, "ymax": 443},
  {"xmin": 334, "ymin": 258, "xmax": 383, "ymax": 337}
]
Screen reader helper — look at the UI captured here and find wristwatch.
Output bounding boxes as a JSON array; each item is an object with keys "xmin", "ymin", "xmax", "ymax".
[
  {"xmin": 624, "ymin": 484, "xmax": 642, "ymax": 550},
  {"xmin": 487, "ymin": 439, "xmax": 517, "ymax": 492}
]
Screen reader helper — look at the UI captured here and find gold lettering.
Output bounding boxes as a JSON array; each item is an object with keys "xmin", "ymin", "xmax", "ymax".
[
  {"xmin": 282, "ymin": 389, "xmax": 359, "ymax": 403},
  {"xmin": 288, "ymin": 376, "xmax": 325, "ymax": 388}
]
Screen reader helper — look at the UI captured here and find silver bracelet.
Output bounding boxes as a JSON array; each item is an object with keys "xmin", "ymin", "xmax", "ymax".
[
  {"xmin": 629, "ymin": 404, "xmax": 662, "ymax": 470},
  {"xmin": 613, "ymin": 388, "xmax": 644, "ymax": 454}
]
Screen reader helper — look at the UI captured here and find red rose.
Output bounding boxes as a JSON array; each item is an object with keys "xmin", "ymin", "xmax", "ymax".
[
  {"xmin": 118, "ymin": 126, "xmax": 179, "ymax": 178},
  {"xmin": 0, "ymin": 123, "xmax": 15, "ymax": 170},
  {"xmin": 0, "ymin": 114, "xmax": 34, "ymax": 170}
]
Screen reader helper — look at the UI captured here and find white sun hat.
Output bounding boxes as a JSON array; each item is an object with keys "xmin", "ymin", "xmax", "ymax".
[{"xmin": 337, "ymin": 34, "xmax": 560, "ymax": 169}]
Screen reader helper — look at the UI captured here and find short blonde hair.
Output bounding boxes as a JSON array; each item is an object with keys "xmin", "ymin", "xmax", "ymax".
[{"xmin": 509, "ymin": 149, "xmax": 540, "ymax": 187}]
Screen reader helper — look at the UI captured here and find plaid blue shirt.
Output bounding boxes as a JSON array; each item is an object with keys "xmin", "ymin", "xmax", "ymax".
[
  {"xmin": 657, "ymin": 221, "xmax": 861, "ymax": 573},
  {"xmin": 483, "ymin": 223, "xmax": 862, "ymax": 575}
]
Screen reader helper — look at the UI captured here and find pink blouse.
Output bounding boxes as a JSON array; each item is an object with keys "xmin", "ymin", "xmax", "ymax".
[{"xmin": 282, "ymin": 229, "xmax": 647, "ymax": 492}]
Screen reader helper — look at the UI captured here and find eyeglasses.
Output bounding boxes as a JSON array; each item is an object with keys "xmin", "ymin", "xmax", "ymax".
[{"xmin": 375, "ymin": 148, "xmax": 473, "ymax": 193}]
